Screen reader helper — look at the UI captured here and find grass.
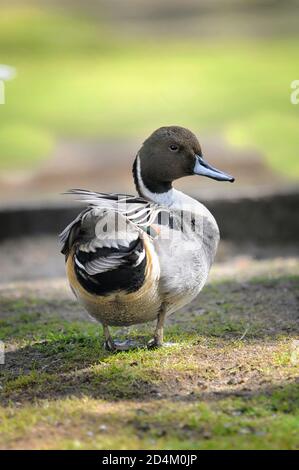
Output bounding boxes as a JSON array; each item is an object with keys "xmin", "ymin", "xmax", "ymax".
[
  {"xmin": 0, "ymin": 274, "xmax": 299, "ymax": 449},
  {"xmin": 1, "ymin": 388, "xmax": 299, "ymax": 450},
  {"xmin": 0, "ymin": 6, "xmax": 299, "ymax": 176}
]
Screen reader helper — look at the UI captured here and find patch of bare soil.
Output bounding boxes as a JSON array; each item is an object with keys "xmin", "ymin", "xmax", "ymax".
[{"xmin": 0, "ymin": 254, "xmax": 298, "ymax": 405}]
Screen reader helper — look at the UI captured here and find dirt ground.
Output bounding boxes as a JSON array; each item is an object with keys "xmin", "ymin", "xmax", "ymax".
[{"xmin": 0, "ymin": 237, "xmax": 298, "ymax": 449}]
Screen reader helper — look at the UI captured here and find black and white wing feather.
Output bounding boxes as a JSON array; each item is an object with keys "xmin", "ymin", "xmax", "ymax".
[{"xmin": 59, "ymin": 189, "xmax": 165, "ymax": 295}]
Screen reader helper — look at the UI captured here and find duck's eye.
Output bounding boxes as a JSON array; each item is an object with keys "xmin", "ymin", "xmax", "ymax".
[{"xmin": 169, "ymin": 144, "xmax": 179, "ymax": 152}]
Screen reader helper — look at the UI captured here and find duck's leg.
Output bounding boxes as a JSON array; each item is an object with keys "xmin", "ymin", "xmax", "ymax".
[
  {"xmin": 103, "ymin": 324, "xmax": 142, "ymax": 352},
  {"xmin": 147, "ymin": 305, "xmax": 167, "ymax": 349},
  {"xmin": 103, "ymin": 324, "xmax": 116, "ymax": 351}
]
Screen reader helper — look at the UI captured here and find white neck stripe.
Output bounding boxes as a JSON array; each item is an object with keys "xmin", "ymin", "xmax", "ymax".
[{"xmin": 136, "ymin": 155, "xmax": 175, "ymax": 206}]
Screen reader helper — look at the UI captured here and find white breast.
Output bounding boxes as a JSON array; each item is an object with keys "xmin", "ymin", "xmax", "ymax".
[
  {"xmin": 154, "ymin": 214, "xmax": 219, "ymax": 314},
  {"xmin": 136, "ymin": 155, "xmax": 220, "ymax": 314}
]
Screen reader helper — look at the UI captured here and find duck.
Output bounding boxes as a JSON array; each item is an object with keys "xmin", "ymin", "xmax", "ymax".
[{"xmin": 59, "ymin": 126, "xmax": 234, "ymax": 351}]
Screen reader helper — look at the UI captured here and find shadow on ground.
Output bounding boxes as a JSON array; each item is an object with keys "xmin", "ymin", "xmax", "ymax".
[
  {"xmin": 1, "ymin": 275, "xmax": 298, "ymax": 407},
  {"xmin": 1, "ymin": 271, "xmax": 299, "ymax": 448}
]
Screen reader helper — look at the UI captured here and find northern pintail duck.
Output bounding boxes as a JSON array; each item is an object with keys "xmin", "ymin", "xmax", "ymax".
[{"xmin": 60, "ymin": 126, "xmax": 234, "ymax": 350}]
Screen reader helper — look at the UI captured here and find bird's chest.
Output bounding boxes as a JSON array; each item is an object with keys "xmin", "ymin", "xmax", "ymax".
[{"xmin": 154, "ymin": 208, "xmax": 219, "ymax": 313}]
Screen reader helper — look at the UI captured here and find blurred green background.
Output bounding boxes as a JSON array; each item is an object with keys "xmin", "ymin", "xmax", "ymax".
[{"xmin": 0, "ymin": 1, "xmax": 298, "ymax": 193}]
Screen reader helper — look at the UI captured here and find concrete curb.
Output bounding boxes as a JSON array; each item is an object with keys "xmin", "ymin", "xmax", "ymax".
[{"xmin": 0, "ymin": 191, "xmax": 298, "ymax": 243}]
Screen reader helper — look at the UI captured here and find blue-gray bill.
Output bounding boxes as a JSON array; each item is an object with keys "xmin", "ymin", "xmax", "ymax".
[{"xmin": 194, "ymin": 155, "xmax": 235, "ymax": 182}]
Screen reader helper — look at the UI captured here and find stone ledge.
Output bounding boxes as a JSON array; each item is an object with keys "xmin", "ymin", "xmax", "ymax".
[{"xmin": 0, "ymin": 191, "xmax": 298, "ymax": 243}]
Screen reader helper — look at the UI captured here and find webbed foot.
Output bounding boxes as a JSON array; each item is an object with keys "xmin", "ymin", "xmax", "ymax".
[
  {"xmin": 147, "ymin": 338, "xmax": 177, "ymax": 349},
  {"xmin": 147, "ymin": 337, "xmax": 163, "ymax": 349},
  {"xmin": 104, "ymin": 337, "xmax": 117, "ymax": 352},
  {"xmin": 113, "ymin": 339, "xmax": 141, "ymax": 351},
  {"xmin": 104, "ymin": 336, "xmax": 142, "ymax": 352}
]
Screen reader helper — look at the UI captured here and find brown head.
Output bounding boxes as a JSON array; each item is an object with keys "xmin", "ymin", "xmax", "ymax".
[{"xmin": 133, "ymin": 126, "xmax": 234, "ymax": 195}]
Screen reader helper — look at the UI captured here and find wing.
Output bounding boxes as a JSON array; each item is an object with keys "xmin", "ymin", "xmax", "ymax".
[{"xmin": 59, "ymin": 189, "xmax": 164, "ymax": 295}]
